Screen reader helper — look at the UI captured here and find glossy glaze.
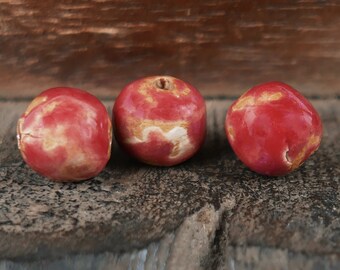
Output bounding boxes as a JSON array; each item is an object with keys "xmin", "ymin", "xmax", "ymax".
[
  {"xmin": 225, "ymin": 82, "xmax": 323, "ymax": 176},
  {"xmin": 113, "ymin": 76, "xmax": 206, "ymax": 166},
  {"xmin": 17, "ymin": 87, "xmax": 112, "ymax": 181}
]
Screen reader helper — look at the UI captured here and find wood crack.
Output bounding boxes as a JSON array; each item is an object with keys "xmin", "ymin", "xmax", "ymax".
[{"xmin": 204, "ymin": 209, "xmax": 229, "ymax": 270}]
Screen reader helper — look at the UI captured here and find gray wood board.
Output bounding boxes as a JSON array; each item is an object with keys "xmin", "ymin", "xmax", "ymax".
[
  {"xmin": 0, "ymin": 99, "xmax": 339, "ymax": 268},
  {"xmin": 1, "ymin": 205, "xmax": 339, "ymax": 270}
]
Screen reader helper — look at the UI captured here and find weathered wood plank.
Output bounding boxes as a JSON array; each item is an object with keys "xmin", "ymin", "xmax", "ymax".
[
  {"xmin": 0, "ymin": 99, "xmax": 339, "ymax": 269},
  {"xmin": 0, "ymin": 1, "xmax": 340, "ymax": 98},
  {"xmin": 0, "ymin": 206, "xmax": 339, "ymax": 270}
]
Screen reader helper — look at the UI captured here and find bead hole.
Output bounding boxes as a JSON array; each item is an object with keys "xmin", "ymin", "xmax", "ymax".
[{"xmin": 155, "ymin": 78, "xmax": 172, "ymax": 90}]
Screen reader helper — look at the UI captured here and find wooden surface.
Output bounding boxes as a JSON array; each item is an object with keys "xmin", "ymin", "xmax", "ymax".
[
  {"xmin": 1, "ymin": 0, "xmax": 340, "ymax": 98},
  {"xmin": 0, "ymin": 99, "xmax": 339, "ymax": 269},
  {"xmin": 0, "ymin": 0, "xmax": 340, "ymax": 268}
]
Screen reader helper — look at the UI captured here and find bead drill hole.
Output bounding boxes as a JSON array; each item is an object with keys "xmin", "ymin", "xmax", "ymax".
[{"xmin": 155, "ymin": 78, "xmax": 172, "ymax": 90}]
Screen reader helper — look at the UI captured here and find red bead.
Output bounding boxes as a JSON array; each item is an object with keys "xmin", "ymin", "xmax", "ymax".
[
  {"xmin": 17, "ymin": 87, "xmax": 112, "ymax": 181},
  {"xmin": 225, "ymin": 82, "xmax": 323, "ymax": 176},
  {"xmin": 113, "ymin": 76, "xmax": 206, "ymax": 166}
]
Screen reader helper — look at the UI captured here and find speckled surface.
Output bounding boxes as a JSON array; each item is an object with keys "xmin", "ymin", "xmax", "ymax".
[{"xmin": 0, "ymin": 100, "xmax": 339, "ymax": 262}]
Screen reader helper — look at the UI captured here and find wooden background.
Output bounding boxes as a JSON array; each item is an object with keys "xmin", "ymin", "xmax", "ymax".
[
  {"xmin": 0, "ymin": 0, "xmax": 340, "ymax": 99},
  {"xmin": 0, "ymin": 1, "xmax": 339, "ymax": 269}
]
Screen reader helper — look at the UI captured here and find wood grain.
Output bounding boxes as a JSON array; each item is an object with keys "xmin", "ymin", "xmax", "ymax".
[
  {"xmin": 0, "ymin": 0, "xmax": 340, "ymax": 98},
  {"xmin": 1, "ymin": 209, "xmax": 339, "ymax": 270},
  {"xmin": 0, "ymin": 99, "xmax": 339, "ymax": 269}
]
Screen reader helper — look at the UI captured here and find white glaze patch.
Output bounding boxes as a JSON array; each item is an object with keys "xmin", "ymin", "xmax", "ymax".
[
  {"xmin": 283, "ymin": 146, "xmax": 292, "ymax": 166},
  {"xmin": 41, "ymin": 125, "xmax": 68, "ymax": 151},
  {"xmin": 232, "ymin": 91, "xmax": 283, "ymax": 112},
  {"xmin": 126, "ymin": 126, "xmax": 193, "ymax": 159}
]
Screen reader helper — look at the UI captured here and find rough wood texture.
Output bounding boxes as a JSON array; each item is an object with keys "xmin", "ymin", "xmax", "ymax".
[
  {"xmin": 1, "ymin": 0, "xmax": 340, "ymax": 98},
  {"xmin": 0, "ymin": 99, "xmax": 339, "ymax": 269},
  {"xmin": 1, "ymin": 206, "xmax": 339, "ymax": 270}
]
